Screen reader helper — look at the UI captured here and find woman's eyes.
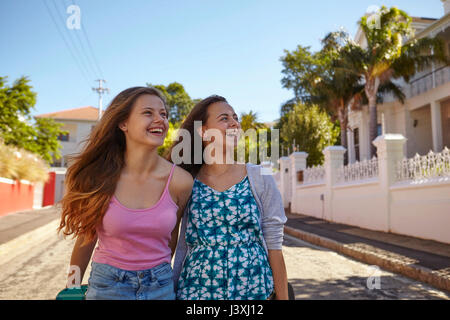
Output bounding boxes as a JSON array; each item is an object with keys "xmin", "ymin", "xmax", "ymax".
[
  {"xmin": 224, "ymin": 117, "xmax": 239, "ymax": 121},
  {"xmin": 221, "ymin": 116, "xmax": 237, "ymax": 120},
  {"xmin": 144, "ymin": 111, "xmax": 167, "ymax": 118},
  {"xmin": 220, "ymin": 116, "xmax": 239, "ymax": 122}
]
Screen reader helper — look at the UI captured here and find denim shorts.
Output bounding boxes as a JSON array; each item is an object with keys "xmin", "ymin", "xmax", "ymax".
[{"xmin": 85, "ymin": 261, "xmax": 176, "ymax": 300}]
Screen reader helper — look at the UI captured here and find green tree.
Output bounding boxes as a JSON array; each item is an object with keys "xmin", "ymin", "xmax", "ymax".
[
  {"xmin": 342, "ymin": 6, "xmax": 448, "ymax": 158},
  {"xmin": 310, "ymin": 31, "xmax": 364, "ymax": 165},
  {"xmin": 280, "ymin": 37, "xmax": 362, "ymax": 164},
  {"xmin": 147, "ymin": 82, "xmax": 196, "ymax": 124},
  {"xmin": 280, "ymin": 45, "xmax": 318, "ymax": 104},
  {"xmin": 275, "ymin": 103, "xmax": 340, "ymax": 166},
  {"xmin": 0, "ymin": 76, "xmax": 67, "ymax": 163},
  {"xmin": 33, "ymin": 117, "xmax": 67, "ymax": 163},
  {"xmin": 157, "ymin": 121, "xmax": 177, "ymax": 157}
]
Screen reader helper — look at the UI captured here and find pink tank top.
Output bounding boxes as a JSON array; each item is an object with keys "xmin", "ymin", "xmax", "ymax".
[{"xmin": 92, "ymin": 164, "xmax": 178, "ymax": 271}]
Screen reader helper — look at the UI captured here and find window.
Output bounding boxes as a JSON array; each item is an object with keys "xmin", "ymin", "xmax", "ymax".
[
  {"xmin": 63, "ymin": 156, "xmax": 69, "ymax": 168},
  {"xmin": 51, "ymin": 159, "xmax": 62, "ymax": 167},
  {"xmin": 354, "ymin": 128, "xmax": 360, "ymax": 162},
  {"xmin": 441, "ymin": 98, "xmax": 450, "ymax": 150},
  {"xmin": 377, "ymin": 123, "xmax": 382, "ymax": 136},
  {"xmin": 58, "ymin": 133, "xmax": 70, "ymax": 142}
]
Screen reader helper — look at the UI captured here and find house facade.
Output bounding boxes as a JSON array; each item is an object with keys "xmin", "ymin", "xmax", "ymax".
[
  {"xmin": 34, "ymin": 106, "xmax": 101, "ymax": 167},
  {"xmin": 35, "ymin": 106, "xmax": 99, "ymax": 168},
  {"xmin": 347, "ymin": 2, "xmax": 450, "ymax": 163},
  {"xmin": 33, "ymin": 106, "xmax": 102, "ymax": 204}
]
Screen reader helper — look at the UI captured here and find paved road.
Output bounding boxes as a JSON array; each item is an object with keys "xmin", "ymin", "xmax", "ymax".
[{"xmin": 0, "ymin": 220, "xmax": 449, "ymax": 299}]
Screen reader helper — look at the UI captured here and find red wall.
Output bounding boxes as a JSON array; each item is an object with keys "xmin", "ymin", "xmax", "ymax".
[
  {"xmin": 43, "ymin": 172, "xmax": 56, "ymax": 207},
  {"xmin": 0, "ymin": 180, "xmax": 35, "ymax": 217}
]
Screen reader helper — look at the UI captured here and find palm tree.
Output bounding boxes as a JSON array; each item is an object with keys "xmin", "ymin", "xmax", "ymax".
[
  {"xmin": 237, "ymin": 110, "xmax": 268, "ymax": 164},
  {"xmin": 342, "ymin": 6, "xmax": 447, "ymax": 158},
  {"xmin": 240, "ymin": 110, "xmax": 265, "ymax": 131},
  {"xmin": 310, "ymin": 30, "xmax": 365, "ymax": 165}
]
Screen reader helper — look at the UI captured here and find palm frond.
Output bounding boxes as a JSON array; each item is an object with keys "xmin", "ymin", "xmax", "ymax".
[
  {"xmin": 378, "ymin": 80, "xmax": 406, "ymax": 104},
  {"xmin": 393, "ymin": 36, "xmax": 449, "ymax": 82}
]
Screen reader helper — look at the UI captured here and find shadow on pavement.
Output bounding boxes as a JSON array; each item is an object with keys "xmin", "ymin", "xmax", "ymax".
[{"xmin": 288, "ymin": 276, "xmax": 449, "ymax": 300}]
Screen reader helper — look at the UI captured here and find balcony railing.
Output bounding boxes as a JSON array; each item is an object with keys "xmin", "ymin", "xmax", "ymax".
[{"xmin": 408, "ymin": 66, "xmax": 450, "ymax": 98}]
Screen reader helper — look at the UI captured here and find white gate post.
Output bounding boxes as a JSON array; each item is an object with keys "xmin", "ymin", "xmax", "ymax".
[
  {"xmin": 372, "ymin": 134, "xmax": 407, "ymax": 232},
  {"xmin": 323, "ymin": 146, "xmax": 346, "ymax": 222},
  {"xmin": 278, "ymin": 157, "xmax": 291, "ymax": 209},
  {"xmin": 289, "ymin": 152, "xmax": 308, "ymax": 213}
]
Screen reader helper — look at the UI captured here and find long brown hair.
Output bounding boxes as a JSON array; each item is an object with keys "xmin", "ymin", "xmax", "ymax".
[
  {"xmin": 58, "ymin": 86, "xmax": 166, "ymax": 245},
  {"xmin": 166, "ymin": 95, "xmax": 227, "ymax": 178}
]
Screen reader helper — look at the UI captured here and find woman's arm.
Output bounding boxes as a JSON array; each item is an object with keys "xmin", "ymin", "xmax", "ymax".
[
  {"xmin": 169, "ymin": 202, "xmax": 189, "ymax": 258},
  {"xmin": 168, "ymin": 166, "xmax": 194, "ymax": 258},
  {"xmin": 268, "ymin": 249, "xmax": 288, "ymax": 300},
  {"xmin": 254, "ymin": 167, "xmax": 289, "ymax": 300},
  {"xmin": 66, "ymin": 234, "xmax": 97, "ymax": 288}
]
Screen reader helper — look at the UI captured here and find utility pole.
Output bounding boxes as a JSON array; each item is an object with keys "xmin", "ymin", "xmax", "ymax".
[{"xmin": 92, "ymin": 79, "xmax": 109, "ymax": 120}]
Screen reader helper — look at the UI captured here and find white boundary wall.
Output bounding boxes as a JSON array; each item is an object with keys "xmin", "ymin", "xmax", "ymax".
[{"xmin": 281, "ymin": 134, "xmax": 450, "ymax": 244}]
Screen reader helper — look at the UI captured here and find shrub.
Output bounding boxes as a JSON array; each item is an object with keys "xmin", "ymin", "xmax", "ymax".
[{"xmin": 0, "ymin": 139, "xmax": 49, "ymax": 183}]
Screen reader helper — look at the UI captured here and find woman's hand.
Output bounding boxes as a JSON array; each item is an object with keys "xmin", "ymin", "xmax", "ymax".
[{"xmin": 268, "ymin": 249, "xmax": 289, "ymax": 300}]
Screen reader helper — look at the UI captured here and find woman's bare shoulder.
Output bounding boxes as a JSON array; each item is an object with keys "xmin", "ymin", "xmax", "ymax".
[
  {"xmin": 170, "ymin": 165, "xmax": 194, "ymax": 208},
  {"xmin": 160, "ymin": 158, "xmax": 193, "ymax": 192},
  {"xmin": 173, "ymin": 165, "xmax": 194, "ymax": 187}
]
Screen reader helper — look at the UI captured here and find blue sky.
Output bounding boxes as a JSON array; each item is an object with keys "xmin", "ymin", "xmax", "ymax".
[{"xmin": 0, "ymin": 0, "xmax": 445, "ymax": 123}]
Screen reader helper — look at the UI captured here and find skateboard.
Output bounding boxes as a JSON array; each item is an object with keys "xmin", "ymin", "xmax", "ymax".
[{"xmin": 56, "ymin": 285, "xmax": 88, "ymax": 300}]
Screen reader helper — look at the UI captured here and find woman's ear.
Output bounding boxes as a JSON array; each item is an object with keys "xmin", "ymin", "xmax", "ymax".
[{"xmin": 118, "ymin": 121, "xmax": 128, "ymax": 133}]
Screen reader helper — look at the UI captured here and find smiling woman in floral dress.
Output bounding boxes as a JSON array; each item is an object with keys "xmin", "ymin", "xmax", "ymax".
[{"xmin": 168, "ymin": 95, "xmax": 288, "ymax": 300}]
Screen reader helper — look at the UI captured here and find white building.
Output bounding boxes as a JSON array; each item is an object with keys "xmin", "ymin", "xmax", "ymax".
[
  {"xmin": 34, "ymin": 106, "xmax": 101, "ymax": 167},
  {"xmin": 281, "ymin": 1, "xmax": 450, "ymax": 247},
  {"xmin": 347, "ymin": 1, "xmax": 450, "ymax": 163}
]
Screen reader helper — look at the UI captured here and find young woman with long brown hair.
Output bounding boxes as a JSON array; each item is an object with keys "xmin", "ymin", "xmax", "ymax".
[
  {"xmin": 59, "ymin": 86, "xmax": 193, "ymax": 300},
  {"xmin": 169, "ymin": 95, "xmax": 289, "ymax": 300}
]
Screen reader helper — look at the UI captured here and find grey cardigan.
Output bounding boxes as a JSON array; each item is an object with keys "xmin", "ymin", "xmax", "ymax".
[{"xmin": 172, "ymin": 163, "xmax": 287, "ymax": 288}]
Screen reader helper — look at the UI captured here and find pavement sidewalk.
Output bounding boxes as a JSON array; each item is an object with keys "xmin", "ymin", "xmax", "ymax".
[
  {"xmin": 0, "ymin": 206, "xmax": 60, "ymax": 245},
  {"xmin": 285, "ymin": 212, "xmax": 450, "ymax": 293}
]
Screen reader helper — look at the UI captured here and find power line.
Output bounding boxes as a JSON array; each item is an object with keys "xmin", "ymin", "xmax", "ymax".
[
  {"xmin": 70, "ymin": 0, "xmax": 104, "ymax": 79},
  {"xmin": 44, "ymin": 0, "xmax": 108, "ymax": 110},
  {"xmin": 81, "ymin": 24, "xmax": 104, "ymax": 78},
  {"xmin": 42, "ymin": 0, "xmax": 92, "ymax": 86},
  {"xmin": 50, "ymin": 0, "xmax": 97, "ymax": 81},
  {"xmin": 62, "ymin": 0, "xmax": 103, "ymax": 79},
  {"xmin": 73, "ymin": 91, "xmax": 96, "ymax": 109}
]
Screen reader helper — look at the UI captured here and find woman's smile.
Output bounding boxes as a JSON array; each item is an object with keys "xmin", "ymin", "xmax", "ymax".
[{"xmin": 147, "ymin": 126, "xmax": 165, "ymax": 136}]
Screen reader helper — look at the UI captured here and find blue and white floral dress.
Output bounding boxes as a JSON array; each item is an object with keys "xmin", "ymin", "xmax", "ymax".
[{"xmin": 176, "ymin": 176, "xmax": 274, "ymax": 300}]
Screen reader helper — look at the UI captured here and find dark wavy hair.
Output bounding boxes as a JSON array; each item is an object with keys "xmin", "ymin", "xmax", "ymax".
[{"xmin": 166, "ymin": 95, "xmax": 227, "ymax": 178}]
